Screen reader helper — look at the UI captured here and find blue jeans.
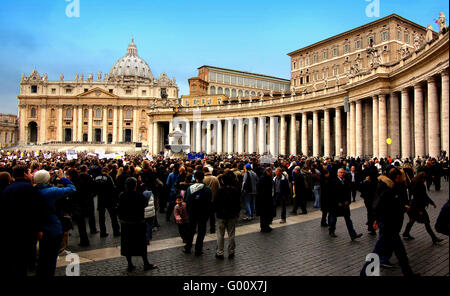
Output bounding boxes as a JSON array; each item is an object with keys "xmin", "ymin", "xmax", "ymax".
[
  {"xmin": 245, "ymin": 193, "xmax": 256, "ymax": 218},
  {"xmin": 313, "ymin": 185, "xmax": 321, "ymax": 208},
  {"xmin": 328, "ymin": 213, "xmax": 357, "ymax": 238},
  {"xmin": 145, "ymin": 217, "xmax": 153, "ymax": 242}
]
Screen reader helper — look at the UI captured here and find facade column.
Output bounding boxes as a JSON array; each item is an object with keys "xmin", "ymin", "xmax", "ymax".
[
  {"xmin": 40, "ymin": 105, "xmax": 47, "ymax": 144},
  {"xmin": 133, "ymin": 108, "xmax": 138, "ymax": 142},
  {"xmin": 324, "ymin": 109, "xmax": 331, "ymax": 157},
  {"xmin": 72, "ymin": 106, "xmax": 77, "ymax": 142},
  {"xmin": 378, "ymin": 94, "xmax": 388, "ymax": 158},
  {"xmin": 390, "ymin": 92, "xmax": 400, "ymax": 158},
  {"xmin": 217, "ymin": 119, "xmax": 222, "ymax": 153},
  {"xmin": 414, "ymin": 84, "xmax": 425, "ymax": 158},
  {"xmin": 87, "ymin": 106, "xmax": 92, "ymax": 142},
  {"xmin": 427, "ymin": 76, "xmax": 440, "ymax": 158},
  {"xmin": 335, "ymin": 107, "xmax": 342, "ymax": 157},
  {"xmin": 238, "ymin": 118, "xmax": 244, "ymax": 154},
  {"xmin": 57, "ymin": 106, "xmax": 63, "ymax": 142},
  {"xmin": 169, "ymin": 120, "xmax": 174, "ymax": 145},
  {"xmin": 152, "ymin": 121, "xmax": 158, "ymax": 154},
  {"xmin": 19, "ymin": 105, "xmax": 26, "ymax": 144},
  {"xmin": 313, "ymin": 111, "xmax": 320, "ymax": 156},
  {"xmin": 206, "ymin": 120, "xmax": 211, "ymax": 154},
  {"xmin": 102, "ymin": 107, "xmax": 108, "ymax": 143},
  {"xmin": 289, "ymin": 114, "xmax": 297, "ymax": 155},
  {"xmin": 441, "ymin": 70, "xmax": 449, "ymax": 155},
  {"xmin": 78, "ymin": 106, "xmax": 83, "ymax": 142},
  {"xmin": 248, "ymin": 117, "xmax": 255, "ymax": 153},
  {"xmin": 185, "ymin": 120, "xmax": 191, "ymax": 148},
  {"xmin": 196, "ymin": 120, "xmax": 202, "ymax": 153},
  {"xmin": 258, "ymin": 117, "xmax": 265, "ymax": 154},
  {"xmin": 112, "ymin": 107, "xmax": 118, "ymax": 144},
  {"xmin": 355, "ymin": 100, "xmax": 363, "ymax": 157},
  {"xmin": 118, "ymin": 108, "xmax": 123, "ymax": 143},
  {"xmin": 269, "ymin": 116, "xmax": 276, "ymax": 156},
  {"xmin": 349, "ymin": 102, "xmax": 356, "ymax": 157},
  {"xmin": 301, "ymin": 113, "xmax": 308, "ymax": 156},
  {"xmin": 372, "ymin": 96, "xmax": 379, "ymax": 157},
  {"xmin": 227, "ymin": 119, "xmax": 233, "ymax": 153},
  {"xmin": 279, "ymin": 115, "xmax": 286, "ymax": 155},
  {"xmin": 400, "ymin": 89, "xmax": 411, "ymax": 158}
]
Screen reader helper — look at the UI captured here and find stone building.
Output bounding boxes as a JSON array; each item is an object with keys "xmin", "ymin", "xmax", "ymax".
[
  {"xmin": 0, "ymin": 114, "xmax": 18, "ymax": 149},
  {"xmin": 17, "ymin": 39, "xmax": 178, "ymax": 149},
  {"xmin": 149, "ymin": 13, "xmax": 448, "ymax": 158}
]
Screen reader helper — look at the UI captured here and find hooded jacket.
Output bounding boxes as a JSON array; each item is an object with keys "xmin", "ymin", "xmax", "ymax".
[
  {"xmin": 185, "ymin": 183, "xmax": 212, "ymax": 220},
  {"xmin": 373, "ymin": 175, "xmax": 405, "ymax": 232}
]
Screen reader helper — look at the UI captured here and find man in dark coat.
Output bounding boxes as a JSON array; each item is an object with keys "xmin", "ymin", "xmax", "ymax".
[
  {"xmin": 347, "ymin": 165, "xmax": 361, "ymax": 202},
  {"xmin": 183, "ymin": 170, "xmax": 212, "ymax": 256},
  {"xmin": 273, "ymin": 167, "xmax": 290, "ymax": 223},
  {"xmin": 95, "ymin": 167, "xmax": 120, "ymax": 237},
  {"xmin": 291, "ymin": 166, "xmax": 307, "ymax": 215},
  {"xmin": 257, "ymin": 167, "xmax": 275, "ymax": 233},
  {"xmin": 361, "ymin": 168, "xmax": 418, "ymax": 276},
  {"xmin": 328, "ymin": 168, "xmax": 363, "ymax": 240},
  {"xmin": 0, "ymin": 165, "xmax": 46, "ymax": 276},
  {"xmin": 359, "ymin": 164, "xmax": 379, "ymax": 235},
  {"xmin": 79, "ymin": 165, "xmax": 98, "ymax": 234}
]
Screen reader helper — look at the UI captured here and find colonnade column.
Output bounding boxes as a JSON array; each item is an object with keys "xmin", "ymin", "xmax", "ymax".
[
  {"xmin": 103, "ymin": 108, "xmax": 107, "ymax": 143},
  {"xmin": 78, "ymin": 106, "xmax": 83, "ymax": 142},
  {"xmin": 237, "ymin": 118, "xmax": 244, "ymax": 154},
  {"xmin": 133, "ymin": 108, "xmax": 138, "ymax": 142},
  {"xmin": 390, "ymin": 92, "xmax": 400, "ymax": 158},
  {"xmin": 248, "ymin": 118, "xmax": 255, "ymax": 154},
  {"xmin": 401, "ymin": 89, "xmax": 411, "ymax": 158},
  {"xmin": 206, "ymin": 120, "xmax": 211, "ymax": 154},
  {"xmin": 324, "ymin": 109, "xmax": 331, "ymax": 157},
  {"xmin": 413, "ymin": 84, "xmax": 425, "ymax": 158},
  {"xmin": 372, "ymin": 96, "xmax": 379, "ymax": 157},
  {"xmin": 350, "ymin": 102, "xmax": 355, "ymax": 157},
  {"xmin": 301, "ymin": 113, "xmax": 308, "ymax": 156},
  {"xmin": 112, "ymin": 107, "xmax": 118, "ymax": 144},
  {"xmin": 441, "ymin": 70, "xmax": 449, "ymax": 155},
  {"xmin": 152, "ymin": 121, "xmax": 158, "ymax": 154},
  {"xmin": 185, "ymin": 120, "xmax": 191, "ymax": 147},
  {"xmin": 269, "ymin": 116, "xmax": 276, "ymax": 156},
  {"xmin": 335, "ymin": 107, "xmax": 342, "ymax": 157},
  {"xmin": 289, "ymin": 114, "xmax": 297, "ymax": 155},
  {"xmin": 19, "ymin": 105, "xmax": 26, "ymax": 144},
  {"xmin": 355, "ymin": 100, "xmax": 363, "ymax": 157},
  {"xmin": 196, "ymin": 120, "xmax": 202, "ymax": 153},
  {"xmin": 280, "ymin": 115, "xmax": 286, "ymax": 155},
  {"xmin": 216, "ymin": 120, "xmax": 222, "ymax": 153},
  {"xmin": 378, "ymin": 94, "xmax": 388, "ymax": 158},
  {"xmin": 118, "ymin": 108, "xmax": 123, "ymax": 143},
  {"xmin": 40, "ymin": 106, "xmax": 47, "ymax": 143},
  {"xmin": 427, "ymin": 77, "xmax": 440, "ymax": 158},
  {"xmin": 313, "ymin": 111, "xmax": 319, "ymax": 156},
  {"xmin": 227, "ymin": 119, "xmax": 233, "ymax": 153},
  {"xmin": 258, "ymin": 117, "xmax": 265, "ymax": 154}
]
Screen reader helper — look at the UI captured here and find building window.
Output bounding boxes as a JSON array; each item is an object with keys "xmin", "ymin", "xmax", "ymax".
[
  {"xmin": 230, "ymin": 75, "xmax": 236, "ymax": 84},
  {"xmin": 333, "ymin": 48, "xmax": 339, "ymax": 56},
  {"xmin": 216, "ymin": 73, "xmax": 223, "ymax": 82},
  {"xmin": 293, "ymin": 62, "xmax": 296, "ymax": 69},
  {"xmin": 225, "ymin": 88, "xmax": 230, "ymax": 96},
  {"xmin": 251, "ymin": 91, "xmax": 256, "ymax": 96},
  {"xmin": 397, "ymin": 31, "xmax": 402, "ymax": 41},
  {"xmin": 66, "ymin": 108, "xmax": 72, "ymax": 118},
  {"xmin": 322, "ymin": 51, "xmax": 328, "ymax": 60},
  {"xmin": 65, "ymin": 89, "xmax": 72, "ymax": 94},
  {"xmin": 294, "ymin": 79, "xmax": 297, "ymax": 86},
  {"xmin": 109, "ymin": 89, "xmax": 113, "ymax": 94},
  {"xmin": 299, "ymin": 59, "xmax": 304, "ymax": 68},
  {"xmin": 126, "ymin": 89, "xmax": 132, "ymax": 95},
  {"xmin": 306, "ymin": 76, "xmax": 309, "ymax": 83},
  {"xmin": 224, "ymin": 75, "xmax": 230, "ymax": 84},
  {"xmin": 142, "ymin": 90, "xmax": 147, "ymax": 96},
  {"xmin": 334, "ymin": 67, "xmax": 338, "ymax": 76},
  {"xmin": 231, "ymin": 89, "xmax": 237, "ymax": 97},
  {"xmin": 382, "ymin": 31, "xmax": 389, "ymax": 41},
  {"xmin": 31, "ymin": 108, "xmax": 36, "ymax": 118},
  {"xmin": 245, "ymin": 90, "xmax": 249, "ymax": 97},
  {"xmin": 31, "ymin": 85, "xmax": 38, "ymax": 93},
  {"xmin": 51, "ymin": 88, "xmax": 56, "ymax": 94},
  {"xmin": 95, "ymin": 108, "xmax": 101, "ymax": 118},
  {"xmin": 202, "ymin": 98, "xmax": 205, "ymax": 105},
  {"xmin": 84, "ymin": 109, "xmax": 89, "ymax": 118},
  {"xmin": 355, "ymin": 40, "xmax": 361, "ymax": 49},
  {"xmin": 368, "ymin": 36, "xmax": 374, "ymax": 46},
  {"xmin": 312, "ymin": 54, "xmax": 318, "ymax": 63},
  {"xmin": 84, "ymin": 88, "xmax": 88, "ymax": 92},
  {"xmin": 209, "ymin": 72, "xmax": 216, "ymax": 82},
  {"xmin": 109, "ymin": 109, "xmax": 113, "ymax": 119},
  {"xmin": 126, "ymin": 109, "xmax": 131, "ymax": 119},
  {"xmin": 218, "ymin": 87, "xmax": 223, "ymax": 95},
  {"xmin": 210, "ymin": 86, "xmax": 216, "ymax": 95},
  {"xmin": 344, "ymin": 44, "xmax": 350, "ymax": 53},
  {"xmin": 238, "ymin": 89, "xmax": 243, "ymax": 97},
  {"xmin": 405, "ymin": 33, "xmax": 410, "ymax": 44},
  {"xmin": 305, "ymin": 58, "xmax": 309, "ymax": 66},
  {"xmin": 207, "ymin": 98, "xmax": 212, "ymax": 104},
  {"xmin": 300, "ymin": 77, "xmax": 304, "ymax": 84}
]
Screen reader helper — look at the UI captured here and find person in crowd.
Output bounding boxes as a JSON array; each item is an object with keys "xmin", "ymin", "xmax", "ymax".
[
  {"xmin": 361, "ymin": 168, "xmax": 418, "ymax": 276},
  {"xmin": 435, "ymin": 200, "xmax": 449, "ymax": 236},
  {"xmin": 174, "ymin": 194, "xmax": 189, "ymax": 243},
  {"xmin": 143, "ymin": 185, "xmax": 156, "ymax": 245},
  {"xmin": 213, "ymin": 171, "xmax": 241, "ymax": 259},
  {"xmin": 402, "ymin": 172, "xmax": 444, "ymax": 244},
  {"xmin": 311, "ymin": 164, "xmax": 321, "ymax": 208},
  {"xmin": 34, "ymin": 169, "xmax": 76, "ymax": 276},
  {"xmin": 273, "ymin": 167, "xmax": 290, "ymax": 223},
  {"xmin": 203, "ymin": 166, "xmax": 220, "ymax": 234},
  {"xmin": 291, "ymin": 166, "xmax": 307, "ymax": 215},
  {"xmin": 118, "ymin": 177, "xmax": 158, "ymax": 272},
  {"xmin": 328, "ymin": 168, "xmax": 363, "ymax": 240},
  {"xmin": 79, "ymin": 165, "xmax": 98, "ymax": 234},
  {"xmin": 242, "ymin": 163, "xmax": 258, "ymax": 221},
  {"xmin": 166, "ymin": 164, "xmax": 180, "ymax": 222},
  {"xmin": 319, "ymin": 168, "xmax": 331, "ymax": 227},
  {"xmin": 183, "ymin": 170, "xmax": 212, "ymax": 256},
  {"xmin": 348, "ymin": 165, "xmax": 361, "ymax": 202},
  {"xmin": 95, "ymin": 167, "xmax": 121, "ymax": 238},
  {"xmin": 257, "ymin": 167, "xmax": 275, "ymax": 232}
]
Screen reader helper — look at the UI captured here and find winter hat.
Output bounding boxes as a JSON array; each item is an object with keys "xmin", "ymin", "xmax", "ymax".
[
  {"xmin": 33, "ymin": 170, "xmax": 50, "ymax": 185},
  {"xmin": 245, "ymin": 163, "xmax": 252, "ymax": 170}
]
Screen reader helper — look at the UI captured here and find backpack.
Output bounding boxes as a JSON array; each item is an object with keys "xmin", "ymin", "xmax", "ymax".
[{"xmin": 243, "ymin": 171, "xmax": 253, "ymax": 193}]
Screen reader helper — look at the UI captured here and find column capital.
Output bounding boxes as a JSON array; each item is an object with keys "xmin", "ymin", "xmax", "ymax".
[
  {"xmin": 401, "ymin": 88, "xmax": 409, "ymax": 95},
  {"xmin": 441, "ymin": 68, "xmax": 449, "ymax": 77},
  {"xmin": 414, "ymin": 83, "xmax": 423, "ymax": 90},
  {"xmin": 427, "ymin": 76, "xmax": 436, "ymax": 83}
]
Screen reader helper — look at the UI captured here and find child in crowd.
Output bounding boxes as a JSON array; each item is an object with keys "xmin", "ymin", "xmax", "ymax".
[{"xmin": 174, "ymin": 194, "xmax": 189, "ymax": 243}]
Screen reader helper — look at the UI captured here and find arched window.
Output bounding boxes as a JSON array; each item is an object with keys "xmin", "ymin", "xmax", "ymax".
[
  {"xmin": 66, "ymin": 108, "xmax": 72, "ymax": 118},
  {"xmin": 225, "ymin": 88, "xmax": 230, "ymax": 97},
  {"xmin": 218, "ymin": 87, "xmax": 223, "ymax": 95},
  {"xmin": 84, "ymin": 109, "xmax": 89, "ymax": 118},
  {"xmin": 30, "ymin": 108, "xmax": 36, "ymax": 118},
  {"xmin": 51, "ymin": 108, "xmax": 55, "ymax": 118},
  {"xmin": 238, "ymin": 90, "xmax": 243, "ymax": 97},
  {"xmin": 245, "ymin": 90, "xmax": 249, "ymax": 97},
  {"xmin": 108, "ymin": 109, "xmax": 113, "ymax": 119},
  {"xmin": 231, "ymin": 89, "xmax": 237, "ymax": 97},
  {"xmin": 96, "ymin": 108, "xmax": 101, "ymax": 118},
  {"xmin": 126, "ymin": 109, "xmax": 132, "ymax": 119},
  {"xmin": 210, "ymin": 86, "xmax": 216, "ymax": 95}
]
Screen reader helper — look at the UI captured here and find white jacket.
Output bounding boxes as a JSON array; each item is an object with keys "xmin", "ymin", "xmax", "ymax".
[{"xmin": 144, "ymin": 190, "xmax": 155, "ymax": 219}]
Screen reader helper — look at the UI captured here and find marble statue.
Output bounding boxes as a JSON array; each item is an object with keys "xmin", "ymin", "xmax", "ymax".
[
  {"xmin": 75, "ymin": 74, "xmax": 79, "ymax": 82},
  {"xmin": 97, "ymin": 72, "xmax": 102, "ymax": 81},
  {"xmin": 80, "ymin": 74, "xmax": 84, "ymax": 81},
  {"xmin": 435, "ymin": 12, "xmax": 448, "ymax": 33},
  {"xmin": 59, "ymin": 74, "xmax": 64, "ymax": 81},
  {"xmin": 426, "ymin": 24, "xmax": 434, "ymax": 42},
  {"xmin": 88, "ymin": 73, "xmax": 93, "ymax": 82},
  {"xmin": 43, "ymin": 73, "xmax": 48, "ymax": 81},
  {"xmin": 413, "ymin": 32, "xmax": 422, "ymax": 50}
]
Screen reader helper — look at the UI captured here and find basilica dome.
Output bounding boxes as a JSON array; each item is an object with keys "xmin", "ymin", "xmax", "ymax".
[{"xmin": 109, "ymin": 38, "xmax": 153, "ymax": 80}]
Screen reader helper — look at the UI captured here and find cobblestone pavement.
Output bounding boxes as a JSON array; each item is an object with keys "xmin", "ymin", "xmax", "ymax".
[{"xmin": 55, "ymin": 181, "xmax": 449, "ymax": 276}]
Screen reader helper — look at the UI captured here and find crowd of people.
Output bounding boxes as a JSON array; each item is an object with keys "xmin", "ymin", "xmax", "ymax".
[{"xmin": 0, "ymin": 149, "xmax": 448, "ymax": 276}]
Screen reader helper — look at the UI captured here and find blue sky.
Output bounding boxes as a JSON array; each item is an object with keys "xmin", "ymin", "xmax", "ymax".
[{"xmin": 0, "ymin": 0, "xmax": 448, "ymax": 114}]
